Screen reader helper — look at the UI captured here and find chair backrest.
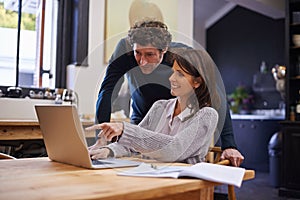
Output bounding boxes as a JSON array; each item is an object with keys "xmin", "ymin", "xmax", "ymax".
[
  {"xmin": 206, "ymin": 146, "xmax": 223, "ymax": 163},
  {"xmin": 206, "ymin": 146, "xmax": 236, "ymax": 200}
]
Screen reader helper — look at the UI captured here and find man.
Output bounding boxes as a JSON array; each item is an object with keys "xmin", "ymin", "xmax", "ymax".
[{"xmin": 92, "ymin": 20, "xmax": 244, "ymax": 166}]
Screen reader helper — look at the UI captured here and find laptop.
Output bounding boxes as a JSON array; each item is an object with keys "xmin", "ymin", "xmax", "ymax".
[{"xmin": 35, "ymin": 105, "xmax": 141, "ymax": 169}]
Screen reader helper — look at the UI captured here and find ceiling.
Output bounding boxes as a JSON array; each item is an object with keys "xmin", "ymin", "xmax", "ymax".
[{"xmin": 197, "ymin": 0, "xmax": 285, "ymax": 28}]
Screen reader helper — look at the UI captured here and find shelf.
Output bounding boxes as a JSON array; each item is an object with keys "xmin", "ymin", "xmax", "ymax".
[
  {"xmin": 290, "ymin": 0, "xmax": 300, "ymax": 5},
  {"xmin": 281, "ymin": 1, "xmax": 300, "ymax": 196},
  {"xmin": 279, "ymin": 120, "xmax": 300, "ymax": 125},
  {"xmin": 291, "ymin": 23, "xmax": 300, "ymax": 26},
  {"xmin": 291, "ymin": 46, "xmax": 300, "ymax": 49},
  {"xmin": 290, "ymin": 75, "xmax": 300, "ymax": 80}
]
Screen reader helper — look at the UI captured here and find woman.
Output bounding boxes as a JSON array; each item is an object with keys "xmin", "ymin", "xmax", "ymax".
[{"xmin": 87, "ymin": 49, "xmax": 219, "ymax": 164}]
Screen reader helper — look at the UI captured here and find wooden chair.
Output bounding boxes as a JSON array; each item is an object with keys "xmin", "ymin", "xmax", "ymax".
[
  {"xmin": 207, "ymin": 146, "xmax": 254, "ymax": 200},
  {"xmin": 0, "ymin": 152, "xmax": 16, "ymax": 160}
]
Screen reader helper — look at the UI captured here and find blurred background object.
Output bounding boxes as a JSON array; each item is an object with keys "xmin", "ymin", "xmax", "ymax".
[{"xmin": 272, "ymin": 65, "xmax": 286, "ymax": 99}]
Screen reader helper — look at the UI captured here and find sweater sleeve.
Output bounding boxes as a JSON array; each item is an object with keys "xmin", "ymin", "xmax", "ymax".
[
  {"xmin": 118, "ymin": 106, "xmax": 218, "ymax": 163},
  {"xmin": 105, "ymin": 142, "xmax": 133, "ymax": 158}
]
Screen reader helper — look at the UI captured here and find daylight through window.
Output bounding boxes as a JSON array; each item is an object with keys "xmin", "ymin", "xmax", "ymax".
[{"xmin": 0, "ymin": 0, "xmax": 58, "ymax": 89}]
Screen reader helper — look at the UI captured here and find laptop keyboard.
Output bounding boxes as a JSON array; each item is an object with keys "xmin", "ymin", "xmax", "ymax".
[{"xmin": 92, "ymin": 159, "xmax": 114, "ymax": 165}]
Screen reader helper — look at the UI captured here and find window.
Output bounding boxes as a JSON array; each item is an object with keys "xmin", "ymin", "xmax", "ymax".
[
  {"xmin": 0, "ymin": 0, "xmax": 89, "ymax": 92},
  {"xmin": 0, "ymin": 0, "xmax": 58, "ymax": 89}
]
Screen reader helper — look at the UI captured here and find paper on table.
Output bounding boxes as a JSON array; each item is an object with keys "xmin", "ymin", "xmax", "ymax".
[
  {"xmin": 117, "ymin": 163, "xmax": 188, "ymax": 178},
  {"xmin": 117, "ymin": 162, "xmax": 245, "ymax": 187},
  {"xmin": 179, "ymin": 162, "xmax": 246, "ymax": 187}
]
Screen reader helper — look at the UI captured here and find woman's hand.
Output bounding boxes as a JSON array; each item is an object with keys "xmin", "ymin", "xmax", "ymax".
[
  {"xmin": 88, "ymin": 136, "xmax": 107, "ymax": 151},
  {"xmin": 86, "ymin": 122, "xmax": 124, "ymax": 141},
  {"xmin": 89, "ymin": 148, "xmax": 111, "ymax": 160}
]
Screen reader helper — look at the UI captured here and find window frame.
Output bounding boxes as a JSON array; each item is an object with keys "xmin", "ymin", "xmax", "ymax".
[{"xmin": 0, "ymin": 0, "xmax": 89, "ymax": 96}]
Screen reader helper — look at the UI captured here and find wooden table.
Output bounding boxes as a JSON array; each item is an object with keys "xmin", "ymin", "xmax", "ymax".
[
  {"xmin": 0, "ymin": 157, "xmax": 222, "ymax": 200},
  {"xmin": 0, "ymin": 120, "xmax": 96, "ymax": 140},
  {"xmin": 0, "ymin": 118, "xmax": 129, "ymax": 141},
  {"xmin": 0, "ymin": 121, "xmax": 43, "ymax": 140}
]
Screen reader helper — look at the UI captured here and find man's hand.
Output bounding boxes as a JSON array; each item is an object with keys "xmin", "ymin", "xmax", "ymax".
[
  {"xmin": 89, "ymin": 148, "xmax": 110, "ymax": 160},
  {"xmin": 220, "ymin": 148, "xmax": 244, "ymax": 167}
]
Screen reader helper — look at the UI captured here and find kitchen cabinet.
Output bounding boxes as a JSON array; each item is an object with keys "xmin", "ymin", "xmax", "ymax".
[
  {"xmin": 232, "ymin": 119, "xmax": 281, "ymax": 172},
  {"xmin": 279, "ymin": 0, "xmax": 300, "ymax": 198},
  {"xmin": 286, "ymin": 0, "xmax": 300, "ymax": 119},
  {"xmin": 279, "ymin": 121, "xmax": 300, "ymax": 198}
]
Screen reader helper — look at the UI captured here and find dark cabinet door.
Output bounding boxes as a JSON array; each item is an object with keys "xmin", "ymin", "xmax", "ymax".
[
  {"xmin": 282, "ymin": 125, "xmax": 300, "ymax": 190},
  {"xmin": 279, "ymin": 122, "xmax": 300, "ymax": 198},
  {"xmin": 232, "ymin": 119, "xmax": 281, "ymax": 172}
]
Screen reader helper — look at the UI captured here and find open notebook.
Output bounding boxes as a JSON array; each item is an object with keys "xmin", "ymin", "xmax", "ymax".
[
  {"xmin": 118, "ymin": 162, "xmax": 246, "ymax": 187},
  {"xmin": 35, "ymin": 105, "xmax": 140, "ymax": 169}
]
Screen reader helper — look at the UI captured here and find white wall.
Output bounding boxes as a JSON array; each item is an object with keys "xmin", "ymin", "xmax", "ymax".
[
  {"xmin": 68, "ymin": 0, "xmax": 194, "ymax": 116},
  {"xmin": 67, "ymin": 0, "xmax": 106, "ymax": 117}
]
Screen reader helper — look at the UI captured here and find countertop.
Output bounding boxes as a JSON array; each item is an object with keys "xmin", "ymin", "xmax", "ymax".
[{"xmin": 231, "ymin": 109, "xmax": 285, "ymax": 120}]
